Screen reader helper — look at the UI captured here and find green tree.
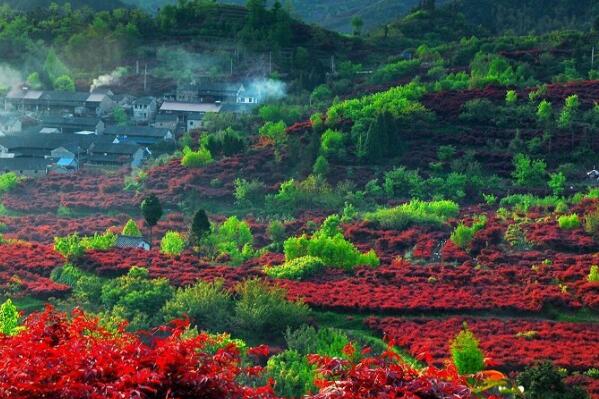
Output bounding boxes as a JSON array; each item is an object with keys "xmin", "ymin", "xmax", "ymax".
[
  {"xmin": 43, "ymin": 48, "xmax": 69, "ymax": 83},
  {"xmin": 450, "ymin": 326, "xmax": 485, "ymax": 375},
  {"xmin": 537, "ymin": 100, "xmax": 553, "ymax": 122},
  {"xmin": 312, "ymin": 155, "xmax": 329, "ymax": 177},
  {"xmin": 141, "ymin": 194, "xmax": 163, "ymax": 241},
  {"xmin": 113, "ymin": 106, "xmax": 128, "ymax": 125},
  {"xmin": 54, "ymin": 233, "xmax": 85, "ymax": 260},
  {"xmin": 161, "ymin": 279, "xmax": 233, "ymax": 332},
  {"xmin": 181, "ymin": 146, "xmax": 213, "ymax": 168},
  {"xmin": 190, "ymin": 209, "xmax": 211, "ymax": 245},
  {"xmin": 512, "ymin": 154, "xmax": 547, "ymax": 187},
  {"xmin": 588, "ymin": 265, "xmax": 599, "ymax": 283},
  {"xmin": 122, "ymin": 219, "xmax": 142, "ymax": 237},
  {"xmin": 505, "ymin": 89, "xmax": 518, "ymax": 104},
  {"xmin": 160, "ymin": 231, "xmax": 186, "ymax": 256},
  {"xmin": 259, "ymin": 120, "xmax": 287, "ymax": 161},
  {"xmin": 548, "ymin": 172, "xmax": 566, "ymax": 197},
  {"xmin": 26, "ymin": 72, "xmax": 42, "ymax": 89},
  {"xmin": 351, "ymin": 16, "xmax": 364, "ymax": 37},
  {"xmin": 53, "ymin": 75, "xmax": 75, "ymax": 92},
  {"xmin": 266, "ymin": 350, "xmax": 316, "ymax": 397},
  {"xmin": 0, "ymin": 299, "xmax": 23, "ymax": 336}
]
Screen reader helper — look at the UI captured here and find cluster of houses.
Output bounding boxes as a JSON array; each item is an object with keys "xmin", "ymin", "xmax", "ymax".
[{"xmin": 0, "ymin": 79, "xmax": 263, "ymax": 177}]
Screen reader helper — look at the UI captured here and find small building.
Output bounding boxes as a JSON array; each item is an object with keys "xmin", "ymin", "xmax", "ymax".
[
  {"xmin": 38, "ymin": 91, "xmax": 91, "ymax": 115},
  {"xmin": 87, "ymin": 142, "xmax": 147, "ymax": 168},
  {"xmin": 132, "ymin": 97, "xmax": 157, "ymax": 123},
  {"xmin": 5, "ymin": 87, "xmax": 43, "ymax": 112},
  {"xmin": 159, "ymin": 102, "xmax": 221, "ymax": 129},
  {"xmin": 0, "ymin": 158, "xmax": 50, "ymax": 177},
  {"xmin": 103, "ymin": 125, "xmax": 174, "ymax": 145},
  {"xmin": 115, "ymin": 235, "xmax": 151, "ymax": 251},
  {"xmin": 41, "ymin": 115, "xmax": 105, "ymax": 134},
  {"xmin": 152, "ymin": 114, "xmax": 179, "ymax": 131},
  {"xmin": 86, "ymin": 91, "xmax": 116, "ymax": 116},
  {"xmin": 176, "ymin": 81, "xmax": 245, "ymax": 104}
]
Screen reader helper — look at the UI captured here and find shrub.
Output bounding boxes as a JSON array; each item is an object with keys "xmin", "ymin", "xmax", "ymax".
[
  {"xmin": 312, "ymin": 155, "xmax": 329, "ymax": 176},
  {"xmin": 101, "ymin": 267, "xmax": 173, "ymax": 330},
  {"xmin": 583, "ymin": 208, "xmax": 599, "ymax": 235},
  {"xmin": 437, "ymin": 145, "xmax": 456, "ymax": 161},
  {"xmin": 505, "ymin": 90, "xmax": 518, "ymax": 104},
  {"xmin": 588, "ymin": 265, "xmax": 599, "ymax": 283},
  {"xmin": 161, "ymin": 279, "xmax": 233, "ymax": 333},
  {"xmin": 81, "ymin": 231, "xmax": 117, "ymax": 251},
  {"xmin": 548, "ymin": 172, "xmax": 566, "ymax": 197},
  {"xmin": 233, "ymin": 279, "xmax": 309, "ymax": 341},
  {"xmin": 233, "ymin": 178, "xmax": 265, "ymax": 207},
  {"xmin": 54, "ymin": 234, "xmax": 85, "ymax": 260},
  {"xmin": 383, "ymin": 167, "xmax": 424, "ymax": 198},
  {"xmin": 202, "ymin": 128, "xmax": 246, "ymax": 156},
  {"xmin": 0, "ymin": 172, "xmax": 19, "ymax": 194},
  {"xmin": 266, "ymin": 350, "xmax": 316, "ymax": 398},
  {"xmin": 450, "ymin": 216, "xmax": 487, "ymax": 249},
  {"xmin": 283, "ymin": 215, "xmax": 379, "ymax": 270},
  {"xmin": 122, "ymin": 219, "xmax": 142, "ymax": 237},
  {"xmin": 264, "ymin": 256, "xmax": 325, "ymax": 280},
  {"xmin": 364, "ymin": 200, "xmax": 459, "ymax": 230},
  {"xmin": 190, "ymin": 209, "xmax": 211, "ymax": 245},
  {"xmin": 50, "ymin": 264, "xmax": 85, "ymax": 287},
  {"xmin": 537, "ymin": 100, "xmax": 553, "ymax": 122},
  {"xmin": 259, "ymin": 120, "xmax": 287, "ymax": 161},
  {"xmin": 160, "ymin": 231, "xmax": 186, "ymax": 256},
  {"xmin": 181, "ymin": 146, "xmax": 213, "ymax": 168},
  {"xmin": 517, "ymin": 362, "xmax": 589, "ymax": 399},
  {"xmin": 558, "ymin": 214, "xmax": 580, "ymax": 230},
  {"xmin": 450, "ymin": 327, "xmax": 485, "ymax": 375},
  {"xmin": 320, "ymin": 129, "xmax": 344, "ymax": 157},
  {"xmin": 0, "ymin": 299, "xmax": 23, "ymax": 336},
  {"xmin": 209, "ymin": 216, "xmax": 255, "ymax": 264},
  {"xmin": 512, "ymin": 153, "xmax": 547, "ymax": 187}
]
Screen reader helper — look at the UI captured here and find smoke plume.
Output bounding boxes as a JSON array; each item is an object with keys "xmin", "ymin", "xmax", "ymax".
[
  {"xmin": 248, "ymin": 78, "xmax": 287, "ymax": 101},
  {"xmin": 91, "ymin": 67, "xmax": 128, "ymax": 92},
  {"xmin": 0, "ymin": 64, "xmax": 23, "ymax": 91}
]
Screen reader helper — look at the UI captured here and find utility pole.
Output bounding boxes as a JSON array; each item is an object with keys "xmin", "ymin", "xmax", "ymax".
[
  {"xmin": 331, "ymin": 55, "xmax": 336, "ymax": 75},
  {"xmin": 144, "ymin": 64, "xmax": 148, "ymax": 93},
  {"xmin": 592, "ymin": 46, "xmax": 596, "ymax": 69},
  {"xmin": 230, "ymin": 57, "xmax": 233, "ymax": 76},
  {"xmin": 136, "ymin": 60, "xmax": 140, "ymax": 75},
  {"xmin": 269, "ymin": 51, "xmax": 272, "ymax": 74}
]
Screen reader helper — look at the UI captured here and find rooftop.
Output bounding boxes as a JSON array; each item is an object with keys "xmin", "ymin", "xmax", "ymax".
[{"xmin": 160, "ymin": 102, "xmax": 222, "ymax": 113}]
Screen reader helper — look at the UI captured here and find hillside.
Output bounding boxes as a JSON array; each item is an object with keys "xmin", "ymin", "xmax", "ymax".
[{"xmin": 0, "ymin": 0, "xmax": 127, "ymax": 11}]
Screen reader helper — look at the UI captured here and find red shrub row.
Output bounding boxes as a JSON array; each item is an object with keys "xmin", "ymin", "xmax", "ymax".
[{"xmin": 365, "ymin": 317, "xmax": 599, "ymax": 372}]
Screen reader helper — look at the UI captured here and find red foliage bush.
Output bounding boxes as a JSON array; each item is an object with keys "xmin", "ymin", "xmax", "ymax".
[{"xmin": 366, "ymin": 317, "xmax": 599, "ymax": 372}]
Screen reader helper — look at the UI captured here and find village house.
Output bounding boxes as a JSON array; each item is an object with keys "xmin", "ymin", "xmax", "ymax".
[
  {"xmin": 87, "ymin": 142, "xmax": 148, "ymax": 169},
  {"xmin": 152, "ymin": 114, "xmax": 179, "ymax": 131},
  {"xmin": 115, "ymin": 235, "xmax": 151, "ymax": 251},
  {"xmin": 0, "ymin": 158, "xmax": 50, "ymax": 177},
  {"xmin": 103, "ymin": 125, "xmax": 174, "ymax": 145},
  {"xmin": 86, "ymin": 89, "xmax": 117, "ymax": 117},
  {"xmin": 176, "ymin": 81, "xmax": 244, "ymax": 104},
  {"xmin": 41, "ymin": 115, "xmax": 105, "ymax": 134},
  {"xmin": 5, "ymin": 87, "xmax": 43, "ymax": 112},
  {"xmin": 159, "ymin": 101, "xmax": 221, "ymax": 129},
  {"xmin": 132, "ymin": 97, "xmax": 157, "ymax": 123}
]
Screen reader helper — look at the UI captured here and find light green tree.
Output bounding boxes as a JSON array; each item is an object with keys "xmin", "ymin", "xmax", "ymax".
[{"xmin": 0, "ymin": 299, "xmax": 23, "ymax": 336}]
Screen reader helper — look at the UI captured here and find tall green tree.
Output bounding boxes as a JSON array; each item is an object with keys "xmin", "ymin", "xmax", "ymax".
[
  {"xmin": 190, "ymin": 209, "xmax": 211, "ymax": 245},
  {"xmin": 141, "ymin": 194, "xmax": 163, "ymax": 241}
]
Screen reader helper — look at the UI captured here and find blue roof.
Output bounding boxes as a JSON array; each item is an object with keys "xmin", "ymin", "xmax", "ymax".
[{"xmin": 57, "ymin": 157, "xmax": 76, "ymax": 167}]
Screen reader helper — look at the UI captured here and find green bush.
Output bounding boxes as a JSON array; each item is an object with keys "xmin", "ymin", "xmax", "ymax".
[
  {"xmin": 537, "ymin": 100, "xmax": 553, "ymax": 122},
  {"xmin": 320, "ymin": 129, "xmax": 344, "ymax": 157},
  {"xmin": 160, "ymin": 231, "xmax": 186, "ymax": 256},
  {"xmin": 558, "ymin": 214, "xmax": 580, "ymax": 230},
  {"xmin": 54, "ymin": 233, "xmax": 85, "ymax": 259},
  {"xmin": 50, "ymin": 264, "xmax": 86, "ymax": 287},
  {"xmin": 517, "ymin": 362, "xmax": 589, "ymax": 399},
  {"xmin": 371, "ymin": 59, "xmax": 420, "ymax": 84},
  {"xmin": 450, "ymin": 327, "xmax": 485, "ymax": 375},
  {"xmin": 283, "ymin": 215, "xmax": 379, "ymax": 271},
  {"xmin": 512, "ymin": 153, "xmax": 547, "ymax": 187},
  {"xmin": 122, "ymin": 219, "xmax": 142, "ymax": 237},
  {"xmin": 499, "ymin": 194, "xmax": 562, "ymax": 212},
  {"xmin": 364, "ymin": 200, "xmax": 459, "ymax": 230},
  {"xmin": 588, "ymin": 265, "xmax": 599, "ymax": 283},
  {"xmin": 312, "ymin": 155, "xmax": 329, "ymax": 177},
  {"xmin": 264, "ymin": 256, "xmax": 325, "ymax": 280},
  {"xmin": 265, "ymin": 176, "xmax": 346, "ymax": 215},
  {"xmin": 505, "ymin": 89, "xmax": 518, "ymax": 104},
  {"xmin": 234, "ymin": 178, "xmax": 265, "ymax": 207},
  {"xmin": 583, "ymin": 209, "xmax": 599, "ymax": 236},
  {"xmin": 161, "ymin": 279, "xmax": 233, "ymax": 333},
  {"xmin": 266, "ymin": 350, "xmax": 316, "ymax": 398},
  {"xmin": 202, "ymin": 128, "xmax": 246, "ymax": 157},
  {"xmin": 101, "ymin": 267, "xmax": 173, "ymax": 330},
  {"xmin": 181, "ymin": 146, "xmax": 213, "ymax": 168},
  {"xmin": 209, "ymin": 216, "xmax": 255, "ymax": 265},
  {"xmin": 450, "ymin": 215, "xmax": 487, "ymax": 249},
  {"xmin": 548, "ymin": 172, "xmax": 566, "ymax": 197},
  {"xmin": 233, "ymin": 279, "xmax": 309, "ymax": 342},
  {"xmin": 0, "ymin": 299, "xmax": 23, "ymax": 336},
  {"xmin": 81, "ymin": 231, "xmax": 117, "ymax": 251},
  {"xmin": 0, "ymin": 173, "xmax": 19, "ymax": 195}
]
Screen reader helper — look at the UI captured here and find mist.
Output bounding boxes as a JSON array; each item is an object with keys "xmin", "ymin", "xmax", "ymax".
[
  {"xmin": 0, "ymin": 64, "xmax": 23, "ymax": 91},
  {"xmin": 248, "ymin": 78, "xmax": 287, "ymax": 101}
]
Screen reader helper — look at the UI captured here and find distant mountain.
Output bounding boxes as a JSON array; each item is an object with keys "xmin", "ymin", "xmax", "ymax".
[
  {"xmin": 121, "ymin": 0, "xmax": 424, "ymax": 34},
  {"xmin": 0, "ymin": 0, "xmax": 127, "ymax": 11}
]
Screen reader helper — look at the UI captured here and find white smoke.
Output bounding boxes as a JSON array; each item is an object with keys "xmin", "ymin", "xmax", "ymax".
[
  {"xmin": 248, "ymin": 78, "xmax": 287, "ymax": 101},
  {"xmin": 0, "ymin": 64, "xmax": 23, "ymax": 92},
  {"xmin": 91, "ymin": 67, "xmax": 128, "ymax": 92}
]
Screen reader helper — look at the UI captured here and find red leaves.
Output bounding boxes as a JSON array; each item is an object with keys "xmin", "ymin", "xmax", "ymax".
[
  {"xmin": 366, "ymin": 317, "xmax": 599, "ymax": 372},
  {"xmin": 0, "ymin": 307, "xmax": 277, "ymax": 399}
]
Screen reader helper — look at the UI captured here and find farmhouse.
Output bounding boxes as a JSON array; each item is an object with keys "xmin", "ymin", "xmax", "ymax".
[
  {"xmin": 132, "ymin": 97, "xmax": 157, "ymax": 123},
  {"xmin": 0, "ymin": 158, "xmax": 50, "ymax": 177},
  {"xmin": 116, "ymin": 235, "xmax": 151, "ymax": 251},
  {"xmin": 87, "ymin": 142, "xmax": 148, "ymax": 168},
  {"xmin": 41, "ymin": 115, "xmax": 105, "ymax": 134},
  {"xmin": 103, "ymin": 125, "xmax": 174, "ymax": 145},
  {"xmin": 159, "ymin": 102, "xmax": 222, "ymax": 129}
]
